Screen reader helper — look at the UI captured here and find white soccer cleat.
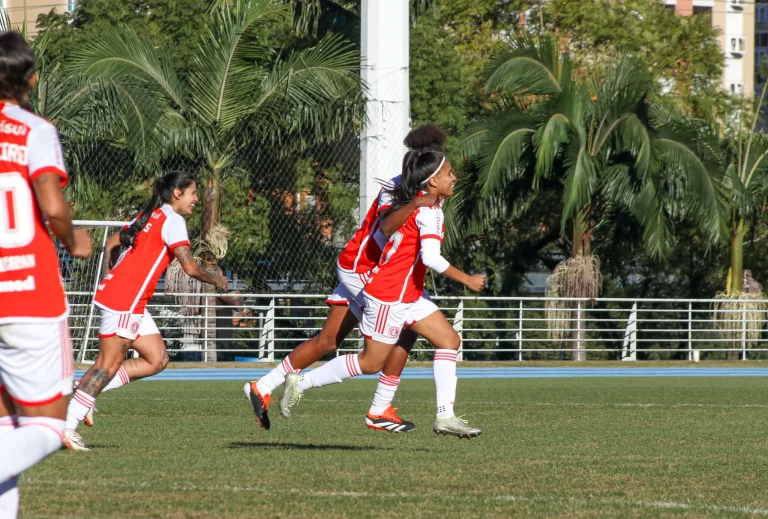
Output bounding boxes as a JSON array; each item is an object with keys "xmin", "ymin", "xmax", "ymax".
[
  {"xmin": 62, "ymin": 429, "xmax": 91, "ymax": 451},
  {"xmin": 280, "ymin": 373, "xmax": 303, "ymax": 418},
  {"xmin": 432, "ymin": 415, "xmax": 482, "ymax": 439}
]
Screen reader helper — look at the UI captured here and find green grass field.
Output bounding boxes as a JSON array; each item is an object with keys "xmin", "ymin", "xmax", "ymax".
[{"xmin": 18, "ymin": 377, "xmax": 768, "ymax": 518}]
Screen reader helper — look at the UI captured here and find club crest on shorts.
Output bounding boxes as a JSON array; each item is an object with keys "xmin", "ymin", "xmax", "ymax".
[
  {"xmin": 130, "ymin": 321, "xmax": 140, "ymax": 334},
  {"xmin": 388, "ymin": 327, "xmax": 399, "ymax": 338}
]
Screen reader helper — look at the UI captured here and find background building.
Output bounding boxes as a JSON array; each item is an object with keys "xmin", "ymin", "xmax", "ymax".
[
  {"xmin": 665, "ymin": 0, "xmax": 755, "ymax": 96},
  {"xmin": 3, "ymin": 0, "xmax": 73, "ymax": 37}
]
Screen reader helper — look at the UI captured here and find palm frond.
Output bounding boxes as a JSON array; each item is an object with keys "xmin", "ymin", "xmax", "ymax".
[
  {"xmin": 69, "ymin": 26, "xmax": 186, "ymax": 110},
  {"xmin": 250, "ymin": 33, "xmax": 361, "ymax": 139},
  {"xmin": 485, "ymin": 33, "xmax": 566, "ymax": 96},
  {"xmin": 187, "ymin": 0, "xmax": 290, "ymax": 131},
  {"xmin": 560, "ymin": 143, "xmax": 599, "ymax": 232}
]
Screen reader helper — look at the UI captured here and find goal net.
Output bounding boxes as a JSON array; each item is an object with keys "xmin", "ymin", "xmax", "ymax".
[{"xmin": 60, "ymin": 220, "xmax": 125, "ymax": 363}]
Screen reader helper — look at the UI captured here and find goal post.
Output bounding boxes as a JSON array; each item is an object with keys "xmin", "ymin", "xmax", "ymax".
[{"xmin": 65, "ymin": 220, "xmax": 126, "ymax": 363}]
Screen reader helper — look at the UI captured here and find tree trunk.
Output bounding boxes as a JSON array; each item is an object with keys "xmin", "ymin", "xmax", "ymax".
[
  {"xmin": 727, "ymin": 222, "xmax": 745, "ymax": 361},
  {"xmin": 571, "ymin": 212, "xmax": 589, "ymax": 361},
  {"xmin": 729, "ymin": 224, "xmax": 744, "ymax": 293},
  {"xmin": 201, "ymin": 175, "xmax": 222, "ymax": 243},
  {"xmin": 202, "ymin": 174, "xmax": 222, "ymax": 363}
]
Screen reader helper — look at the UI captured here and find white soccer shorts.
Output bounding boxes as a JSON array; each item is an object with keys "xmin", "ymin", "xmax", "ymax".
[
  {"xmin": 98, "ymin": 308, "xmax": 160, "ymax": 341},
  {"xmin": 359, "ymin": 294, "xmax": 439, "ymax": 345},
  {"xmin": 326, "ymin": 266, "xmax": 371, "ymax": 320},
  {"xmin": 405, "ymin": 293, "xmax": 439, "ymax": 326},
  {"xmin": 359, "ymin": 295, "xmax": 412, "ymax": 344},
  {"xmin": 0, "ymin": 319, "xmax": 74, "ymax": 406}
]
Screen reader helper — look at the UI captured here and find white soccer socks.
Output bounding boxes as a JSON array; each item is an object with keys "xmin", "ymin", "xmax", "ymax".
[
  {"xmin": 257, "ymin": 356, "xmax": 299, "ymax": 396},
  {"xmin": 434, "ymin": 349, "xmax": 458, "ymax": 419},
  {"xmin": 66, "ymin": 390, "xmax": 95, "ymax": 430},
  {"xmin": 296, "ymin": 354, "xmax": 361, "ymax": 392},
  {"xmin": 369, "ymin": 374, "xmax": 401, "ymax": 416},
  {"xmin": 0, "ymin": 416, "xmax": 65, "ymax": 482},
  {"xmin": 0, "ymin": 415, "xmax": 19, "ymax": 518},
  {"xmin": 101, "ymin": 366, "xmax": 130, "ymax": 393}
]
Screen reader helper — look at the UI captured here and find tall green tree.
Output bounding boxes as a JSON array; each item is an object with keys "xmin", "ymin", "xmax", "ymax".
[
  {"xmin": 540, "ymin": 0, "xmax": 724, "ymax": 120},
  {"xmin": 37, "ymin": 0, "xmax": 213, "ymax": 71},
  {"xmin": 453, "ymin": 35, "xmax": 721, "ymax": 359},
  {"xmin": 68, "ymin": 0, "xmax": 363, "ymax": 357},
  {"xmin": 70, "ymin": 0, "xmax": 361, "ymax": 260},
  {"xmin": 708, "ymin": 78, "xmax": 768, "ymax": 358}
]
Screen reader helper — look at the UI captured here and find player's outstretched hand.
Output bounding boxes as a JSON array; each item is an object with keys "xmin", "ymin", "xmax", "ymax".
[
  {"xmin": 68, "ymin": 229, "xmax": 93, "ymax": 258},
  {"xmin": 213, "ymin": 275, "xmax": 229, "ymax": 292},
  {"xmin": 465, "ymin": 273, "xmax": 486, "ymax": 292},
  {"xmin": 415, "ymin": 194, "xmax": 439, "ymax": 207}
]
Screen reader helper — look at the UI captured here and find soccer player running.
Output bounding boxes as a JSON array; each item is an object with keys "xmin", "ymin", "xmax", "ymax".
[
  {"xmin": 280, "ymin": 127, "xmax": 486, "ymax": 438},
  {"xmin": 0, "ymin": 32, "xmax": 93, "ymax": 518},
  {"xmin": 63, "ymin": 171, "xmax": 228, "ymax": 451},
  {"xmin": 244, "ymin": 126, "xmax": 441, "ymax": 433}
]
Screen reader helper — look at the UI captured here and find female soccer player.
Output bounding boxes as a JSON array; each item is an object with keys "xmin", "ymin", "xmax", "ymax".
[
  {"xmin": 244, "ymin": 127, "xmax": 441, "ymax": 433},
  {"xmin": 280, "ymin": 130, "xmax": 486, "ymax": 438},
  {"xmin": 0, "ymin": 32, "xmax": 93, "ymax": 518},
  {"xmin": 63, "ymin": 171, "xmax": 228, "ymax": 451}
]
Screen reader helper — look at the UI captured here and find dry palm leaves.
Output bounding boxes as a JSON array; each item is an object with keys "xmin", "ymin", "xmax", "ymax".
[{"xmin": 544, "ymin": 255, "xmax": 602, "ymax": 340}]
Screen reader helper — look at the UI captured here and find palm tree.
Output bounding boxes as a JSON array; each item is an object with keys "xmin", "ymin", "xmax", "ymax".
[
  {"xmin": 68, "ymin": 0, "xmax": 363, "ymax": 359},
  {"xmin": 711, "ymin": 79, "xmax": 768, "ymax": 359},
  {"xmin": 453, "ymin": 34, "xmax": 721, "ymax": 360}
]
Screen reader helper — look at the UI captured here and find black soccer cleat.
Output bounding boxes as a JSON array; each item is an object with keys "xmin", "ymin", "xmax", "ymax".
[
  {"xmin": 243, "ymin": 382, "xmax": 273, "ymax": 430},
  {"xmin": 365, "ymin": 406, "xmax": 416, "ymax": 433}
]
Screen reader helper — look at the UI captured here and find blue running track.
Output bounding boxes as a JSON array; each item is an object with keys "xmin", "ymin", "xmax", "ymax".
[{"xmin": 73, "ymin": 367, "xmax": 768, "ymax": 381}]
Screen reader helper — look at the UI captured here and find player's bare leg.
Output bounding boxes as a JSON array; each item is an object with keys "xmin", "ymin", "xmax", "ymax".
[
  {"xmin": 281, "ymin": 337, "xmax": 396, "ymax": 417},
  {"xmin": 82, "ymin": 333, "xmax": 169, "ymax": 413},
  {"xmin": 121, "ymin": 334, "xmax": 169, "ymax": 381},
  {"xmin": 64, "ymin": 335, "xmax": 132, "ymax": 449},
  {"xmin": 244, "ymin": 305, "xmax": 358, "ymax": 428},
  {"xmin": 409, "ymin": 312, "xmax": 481, "ymax": 438},
  {"xmin": 289, "ymin": 305, "xmax": 360, "ymax": 369}
]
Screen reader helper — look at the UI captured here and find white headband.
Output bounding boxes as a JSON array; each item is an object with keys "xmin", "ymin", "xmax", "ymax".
[{"xmin": 420, "ymin": 156, "xmax": 446, "ymax": 185}]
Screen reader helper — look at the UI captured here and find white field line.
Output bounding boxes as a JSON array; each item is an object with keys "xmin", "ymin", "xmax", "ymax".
[
  {"xmin": 528, "ymin": 402, "xmax": 768, "ymax": 409},
  {"xmin": 137, "ymin": 397, "xmax": 768, "ymax": 409},
  {"xmin": 23, "ymin": 478, "xmax": 768, "ymax": 515}
]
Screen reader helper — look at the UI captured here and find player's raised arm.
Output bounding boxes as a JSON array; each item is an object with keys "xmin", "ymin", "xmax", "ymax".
[
  {"xmin": 417, "ymin": 213, "xmax": 485, "ymax": 292},
  {"xmin": 379, "ymin": 193, "xmax": 438, "ymax": 237},
  {"xmin": 173, "ymin": 245, "xmax": 228, "ymax": 291}
]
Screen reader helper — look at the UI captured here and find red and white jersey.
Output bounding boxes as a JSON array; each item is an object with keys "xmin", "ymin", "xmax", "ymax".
[
  {"xmin": 364, "ymin": 198, "xmax": 446, "ymax": 304},
  {"xmin": 94, "ymin": 204, "xmax": 190, "ymax": 314},
  {"xmin": 337, "ymin": 176, "xmax": 399, "ymax": 274},
  {"xmin": 0, "ymin": 103, "xmax": 69, "ymax": 324}
]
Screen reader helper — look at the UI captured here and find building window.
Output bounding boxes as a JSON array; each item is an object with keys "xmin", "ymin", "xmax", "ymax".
[
  {"xmin": 68, "ymin": 0, "xmax": 77, "ymax": 12},
  {"xmin": 731, "ymin": 37, "xmax": 746, "ymax": 55},
  {"xmin": 693, "ymin": 6, "xmax": 712, "ymax": 16},
  {"xmin": 761, "ymin": 33, "xmax": 768, "ymax": 47},
  {"xmin": 759, "ymin": 7, "xmax": 767, "ymax": 23}
]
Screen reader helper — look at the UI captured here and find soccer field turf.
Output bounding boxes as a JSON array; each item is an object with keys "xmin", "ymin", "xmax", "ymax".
[{"xmin": 18, "ymin": 377, "xmax": 768, "ymax": 518}]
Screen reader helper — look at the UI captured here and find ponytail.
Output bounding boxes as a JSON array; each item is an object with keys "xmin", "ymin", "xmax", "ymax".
[
  {"xmin": 383, "ymin": 124, "xmax": 447, "ymax": 215},
  {"xmin": 120, "ymin": 171, "xmax": 196, "ymax": 248}
]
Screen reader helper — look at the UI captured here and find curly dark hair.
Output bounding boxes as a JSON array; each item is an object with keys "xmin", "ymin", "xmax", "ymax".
[{"xmin": 384, "ymin": 124, "xmax": 447, "ymax": 214}]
